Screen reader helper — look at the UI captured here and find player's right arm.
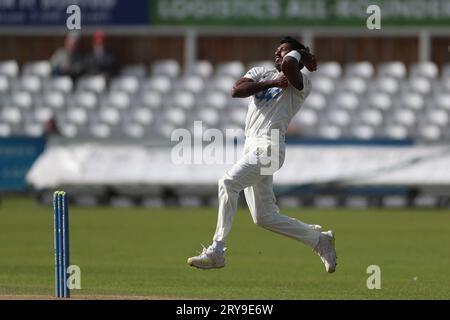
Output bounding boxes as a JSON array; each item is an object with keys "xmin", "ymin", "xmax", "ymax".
[
  {"xmin": 230, "ymin": 76, "xmax": 287, "ymax": 98},
  {"xmin": 231, "ymin": 67, "xmax": 288, "ymax": 98}
]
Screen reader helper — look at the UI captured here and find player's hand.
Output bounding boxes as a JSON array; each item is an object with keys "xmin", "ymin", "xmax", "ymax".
[
  {"xmin": 272, "ymin": 73, "xmax": 288, "ymax": 88},
  {"xmin": 299, "ymin": 47, "xmax": 317, "ymax": 72}
]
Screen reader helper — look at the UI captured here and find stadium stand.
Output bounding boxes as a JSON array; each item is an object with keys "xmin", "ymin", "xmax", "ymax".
[{"xmin": 1, "ymin": 59, "xmax": 450, "ymax": 142}]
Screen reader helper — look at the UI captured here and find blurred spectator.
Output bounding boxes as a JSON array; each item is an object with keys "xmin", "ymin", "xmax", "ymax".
[
  {"xmin": 43, "ymin": 117, "xmax": 61, "ymax": 137},
  {"xmin": 85, "ymin": 30, "xmax": 116, "ymax": 77},
  {"xmin": 286, "ymin": 123, "xmax": 301, "ymax": 137},
  {"xmin": 50, "ymin": 32, "xmax": 85, "ymax": 80}
]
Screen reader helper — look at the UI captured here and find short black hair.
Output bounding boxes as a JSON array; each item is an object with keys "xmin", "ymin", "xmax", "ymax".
[{"xmin": 280, "ymin": 36, "xmax": 306, "ymax": 51}]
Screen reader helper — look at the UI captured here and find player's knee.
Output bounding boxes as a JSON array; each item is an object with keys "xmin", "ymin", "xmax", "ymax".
[
  {"xmin": 218, "ymin": 176, "xmax": 237, "ymax": 194},
  {"xmin": 253, "ymin": 214, "xmax": 272, "ymax": 227},
  {"xmin": 253, "ymin": 216, "xmax": 264, "ymax": 227}
]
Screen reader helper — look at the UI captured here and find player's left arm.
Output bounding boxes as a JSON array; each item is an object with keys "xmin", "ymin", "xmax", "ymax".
[
  {"xmin": 281, "ymin": 48, "xmax": 317, "ymax": 91},
  {"xmin": 281, "ymin": 55, "xmax": 304, "ymax": 91}
]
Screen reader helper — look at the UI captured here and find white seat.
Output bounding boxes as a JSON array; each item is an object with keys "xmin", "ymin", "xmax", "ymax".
[
  {"xmin": 12, "ymin": 92, "xmax": 32, "ymax": 109},
  {"xmin": 352, "ymin": 125, "xmax": 375, "ymax": 139},
  {"xmin": 75, "ymin": 91, "xmax": 97, "ymax": 109},
  {"xmin": 165, "ymin": 108, "xmax": 186, "ymax": 126},
  {"xmin": 434, "ymin": 93, "xmax": 450, "ymax": 110},
  {"xmin": 0, "ymin": 76, "xmax": 9, "ymax": 92},
  {"xmin": 425, "ymin": 109, "xmax": 448, "ymax": 126},
  {"xmin": 328, "ymin": 109, "xmax": 351, "ymax": 126},
  {"xmin": 296, "ymin": 109, "xmax": 318, "ymax": 126},
  {"xmin": 46, "ymin": 76, "xmax": 73, "ymax": 93},
  {"xmin": 107, "ymin": 91, "xmax": 130, "ymax": 109},
  {"xmin": 192, "ymin": 121, "xmax": 210, "ymax": 136},
  {"xmin": 409, "ymin": 77, "xmax": 431, "ymax": 95},
  {"xmin": 120, "ymin": 64, "xmax": 147, "ymax": 78},
  {"xmin": 151, "ymin": 60, "xmax": 180, "ymax": 78},
  {"xmin": 110, "ymin": 76, "xmax": 139, "ymax": 94},
  {"xmin": 77, "ymin": 75, "xmax": 106, "ymax": 93},
  {"xmin": 212, "ymin": 76, "xmax": 235, "ymax": 93},
  {"xmin": 368, "ymin": 92, "xmax": 392, "ymax": 110},
  {"xmin": 418, "ymin": 125, "xmax": 441, "ymax": 140},
  {"xmin": 229, "ymin": 108, "xmax": 247, "ymax": 124},
  {"xmin": 335, "ymin": 92, "xmax": 359, "ymax": 110},
  {"xmin": 2, "ymin": 107, "xmax": 22, "ymax": 124},
  {"xmin": 345, "ymin": 62, "xmax": 374, "ymax": 79},
  {"xmin": 44, "ymin": 92, "xmax": 65, "ymax": 109},
  {"xmin": 132, "ymin": 108, "xmax": 153, "ymax": 125},
  {"xmin": 0, "ymin": 60, "xmax": 19, "ymax": 78},
  {"xmin": 442, "ymin": 63, "xmax": 450, "ymax": 78},
  {"xmin": 99, "ymin": 108, "xmax": 121, "ymax": 125},
  {"xmin": 378, "ymin": 62, "xmax": 407, "ymax": 79},
  {"xmin": 317, "ymin": 62, "xmax": 342, "ymax": 79},
  {"xmin": 90, "ymin": 123, "xmax": 111, "ymax": 138},
  {"xmin": 161, "ymin": 123, "xmax": 177, "ymax": 139},
  {"xmin": 140, "ymin": 91, "xmax": 162, "ymax": 109},
  {"xmin": 319, "ymin": 125, "xmax": 342, "ymax": 139},
  {"xmin": 17, "ymin": 75, "xmax": 41, "ymax": 92},
  {"xmin": 343, "ymin": 77, "xmax": 367, "ymax": 94},
  {"xmin": 376, "ymin": 77, "xmax": 399, "ymax": 94},
  {"xmin": 34, "ymin": 107, "xmax": 54, "ymax": 123},
  {"xmin": 179, "ymin": 75, "xmax": 205, "ymax": 94},
  {"xmin": 23, "ymin": 61, "xmax": 51, "ymax": 78},
  {"xmin": 392, "ymin": 109, "xmax": 416, "ymax": 127},
  {"xmin": 157, "ymin": 123, "xmax": 177, "ymax": 139},
  {"xmin": 204, "ymin": 91, "xmax": 227, "ymax": 110},
  {"xmin": 124, "ymin": 123, "xmax": 145, "ymax": 138},
  {"xmin": 385, "ymin": 124, "xmax": 408, "ymax": 139},
  {"xmin": 189, "ymin": 61, "xmax": 213, "ymax": 78},
  {"xmin": 172, "ymin": 91, "xmax": 195, "ymax": 110},
  {"xmin": 0, "ymin": 123, "xmax": 12, "ymax": 137},
  {"xmin": 66, "ymin": 107, "xmax": 88, "ymax": 125},
  {"xmin": 411, "ymin": 62, "xmax": 438, "ymax": 79},
  {"xmin": 216, "ymin": 61, "xmax": 245, "ymax": 78},
  {"xmin": 24, "ymin": 123, "xmax": 44, "ymax": 137},
  {"xmin": 60, "ymin": 123, "xmax": 78, "ymax": 138},
  {"xmin": 304, "ymin": 92, "xmax": 326, "ymax": 110},
  {"xmin": 312, "ymin": 77, "xmax": 335, "ymax": 95},
  {"xmin": 360, "ymin": 109, "xmax": 383, "ymax": 127},
  {"xmin": 142, "ymin": 76, "xmax": 171, "ymax": 94},
  {"xmin": 401, "ymin": 93, "xmax": 424, "ymax": 110},
  {"xmin": 197, "ymin": 108, "xmax": 219, "ymax": 126},
  {"xmin": 441, "ymin": 76, "xmax": 450, "ymax": 92}
]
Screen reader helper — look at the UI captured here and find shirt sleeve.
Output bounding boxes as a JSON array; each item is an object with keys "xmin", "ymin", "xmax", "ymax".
[{"xmin": 243, "ymin": 67, "xmax": 265, "ymax": 82}]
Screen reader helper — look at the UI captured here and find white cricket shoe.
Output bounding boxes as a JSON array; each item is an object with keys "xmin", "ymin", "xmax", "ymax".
[
  {"xmin": 187, "ymin": 245, "xmax": 225, "ymax": 269},
  {"xmin": 313, "ymin": 231, "xmax": 337, "ymax": 273}
]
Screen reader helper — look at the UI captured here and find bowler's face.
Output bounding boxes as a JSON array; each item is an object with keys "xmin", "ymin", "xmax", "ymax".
[{"xmin": 274, "ymin": 43, "xmax": 293, "ymax": 70}]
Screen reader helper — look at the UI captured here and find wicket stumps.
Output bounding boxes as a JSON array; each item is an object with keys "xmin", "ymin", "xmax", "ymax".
[{"xmin": 53, "ymin": 191, "xmax": 70, "ymax": 298}]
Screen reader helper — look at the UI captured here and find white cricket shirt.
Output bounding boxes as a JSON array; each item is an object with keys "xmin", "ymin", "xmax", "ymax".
[{"xmin": 243, "ymin": 67, "xmax": 312, "ymax": 141}]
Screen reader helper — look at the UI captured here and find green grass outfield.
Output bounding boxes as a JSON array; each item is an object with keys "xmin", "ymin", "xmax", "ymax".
[{"xmin": 1, "ymin": 196, "xmax": 449, "ymax": 300}]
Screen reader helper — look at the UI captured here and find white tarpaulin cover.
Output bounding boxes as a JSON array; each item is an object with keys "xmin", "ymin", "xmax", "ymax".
[{"xmin": 26, "ymin": 143, "xmax": 450, "ymax": 189}]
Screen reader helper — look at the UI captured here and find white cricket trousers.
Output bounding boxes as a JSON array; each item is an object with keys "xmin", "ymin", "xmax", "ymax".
[{"xmin": 213, "ymin": 137, "xmax": 320, "ymax": 248}]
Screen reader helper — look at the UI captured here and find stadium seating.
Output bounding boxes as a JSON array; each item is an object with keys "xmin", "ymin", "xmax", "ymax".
[{"xmin": 1, "ymin": 59, "xmax": 449, "ymax": 142}]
